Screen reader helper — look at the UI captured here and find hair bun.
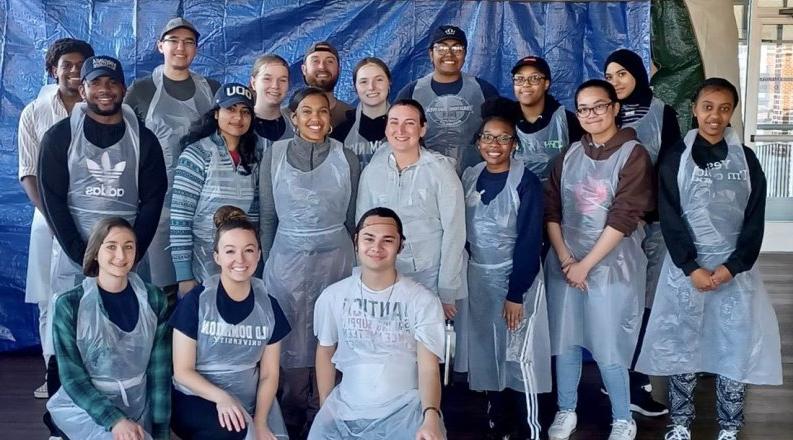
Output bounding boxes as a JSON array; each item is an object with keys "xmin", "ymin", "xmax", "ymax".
[
  {"xmin": 213, "ymin": 205, "xmax": 248, "ymax": 228},
  {"xmin": 481, "ymin": 97, "xmax": 520, "ymax": 124}
]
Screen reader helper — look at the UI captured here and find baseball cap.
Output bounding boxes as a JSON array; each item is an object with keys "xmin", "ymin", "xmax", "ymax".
[
  {"xmin": 159, "ymin": 17, "xmax": 200, "ymax": 41},
  {"xmin": 304, "ymin": 41, "xmax": 339, "ymax": 61},
  {"xmin": 430, "ymin": 25, "xmax": 467, "ymax": 48},
  {"xmin": 80, "ymin": 56, "xmax": 125, "ymax": 84},
  {"xmin": 511, "ymin": 55, "xmax": 552, "ymax": 80},
  {"xmin": 214, "ymin": 83, "xmax": 254, "ymax": 109}
]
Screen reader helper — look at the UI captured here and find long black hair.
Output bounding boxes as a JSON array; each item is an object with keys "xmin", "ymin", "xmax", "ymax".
[{"xmin": 180, "ymin": 108, "xmax": 259, "ymax": 175}]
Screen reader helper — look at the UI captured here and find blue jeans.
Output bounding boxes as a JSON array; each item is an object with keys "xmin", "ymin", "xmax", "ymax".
[{"xmin": 556, "ymin": 345, "xmax": 632, "ymax": 421}]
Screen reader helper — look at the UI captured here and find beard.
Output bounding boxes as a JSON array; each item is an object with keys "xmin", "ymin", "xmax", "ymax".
[
  {"xmin": 306, "ymin": 71, "xmax": 338, "ymax": 92},
  {"xmin": 86, "ymin": 100, "xmax": 122, "ymax": 117}
]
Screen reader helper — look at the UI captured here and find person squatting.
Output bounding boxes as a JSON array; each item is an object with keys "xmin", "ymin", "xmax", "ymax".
[{"xmin": 18, "ymin": 17, "xmax": 782, "ymax": 440}]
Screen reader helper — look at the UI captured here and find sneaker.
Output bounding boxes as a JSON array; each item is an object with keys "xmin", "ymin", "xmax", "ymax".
[
  {"xmin": 548, "ymin": 410, "xmax": 577, "ymax": 440},
  {"xmin": 664, "ymin": 425, "xmax": 691, "ymax": 440},
  {"xmin": 34, "ymin": 382, "xmax": 48, "ymax": 399},
  {"xmin": 631, "ymin": 384, "xmax": 669, "ymax": 417},
  {"xmin": 608, "ymin": 419, "xmax": 637, "ymax": 440},
  {"xmin": 48, "ymin": 437, "xmax": 63, "ymax": 440},
  {"xmin": 717, "ymin": 430, "xmax": 739, "ymax": 440}
]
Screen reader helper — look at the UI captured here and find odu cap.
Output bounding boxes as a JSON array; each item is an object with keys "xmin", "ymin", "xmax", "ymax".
[
  {"xmin": 80, "ymin": 56, "xmax": 125, "ymax": 84},
  {"xmin": 159, "ymin": 17, "xmax": 200, "ymax": 41},
  {"xmin": 430, "ymin": 25, "xmax": 467, "ymax": 48},
  {"xmin": 511, "ymin": 55, "xmax": 552, "ymax": 79},
  {"xmin": 214, "ymin": 83, "xmax": 254, "ymax": 109}
]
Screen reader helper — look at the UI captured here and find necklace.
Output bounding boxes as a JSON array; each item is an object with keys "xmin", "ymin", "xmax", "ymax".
[{"xmin": 358, "ymin": 273, "xmax": 398, "ymax": 320}]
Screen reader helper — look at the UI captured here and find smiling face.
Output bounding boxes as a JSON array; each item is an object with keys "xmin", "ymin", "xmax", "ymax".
[
  {"xmin": 215, "ymin": 103, "xmax": 252, "ymax": 139},
  {"xmin": 214, "ymin": 227, "xmax": 261, "ymax": 283},
  {"xmin": 356, "ymin": 216, "xmax": 401, "ymax": 273},
  {"xmin": 477, "ymin": 119, "xmax": 516, "ymax": 172},
  {"xmin": 386, "ymin": 104, "xmax": 426, "ymax": 153},
  {"xmin": 693, "ymin": 87, "xmax": 736, "ymax": 144},
  {"xmin": 96, "ymin": 227, "xmax": 136, "ymax": 279},
  {"xmin": 157, "ymin": 28, "xmax": 198, "ymax": 71},
  {"xmin": 355, "ymin": 63, "xmax": 390, "ymax": 108},
  {"xmin": 576, "ymin": 86, "xmax": 620, "ymax": 139},
  {"xmin": 512, "ymin": 65, "xmax": 549, "ymax": 107},
  {"xmin": 604, "ymin": 62, "xmax": 637, "ymax": 100},
  {"xmin": 430, "ymin": 38, "xmax": 465, "ymax": 76},
  {"xmin": 80, "ymin": 75, "xmax": 125, "ymax": 116},
  {"xmin": 292, "ymin": 93, "xmax": 331, "ymax": 142},
  {"xmin": 251, "ymin": 62, "xmax": 289, "ymax": 107},
  {"xmin": 302, "ymin": 51, "xmax": 339, "ymax": 92},
  {"xmin": 53, "ymin": 52, "xmax": 87, "ymax": 95}
]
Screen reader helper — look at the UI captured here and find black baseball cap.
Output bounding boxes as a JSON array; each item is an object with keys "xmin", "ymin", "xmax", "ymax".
[
  {"xmin": 511, "ymin": 55, "xmax": 551, "ymax": 80},
  {"xmin": 304, "ymin": 41, "xmax": 339, "ymax": 61},
  {"xmin": 214, "ymin": 83, "xmax": 254, "ymax": 109},
  {"xmin": 80, "ymin": 56, "xmax": 125, "ymax": 84},
  {"xmin": 430, "ymin": 25, "xmax": 467, "ymax": 48},
  {"xmin": 159, "ymin": 17, "xmax": 200, "ymax": 41}
]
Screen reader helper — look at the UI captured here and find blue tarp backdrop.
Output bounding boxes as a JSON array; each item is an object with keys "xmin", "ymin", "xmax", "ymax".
[{"xmin": 0, "ymin": 0, "xmax": 650, "ymax": 352}]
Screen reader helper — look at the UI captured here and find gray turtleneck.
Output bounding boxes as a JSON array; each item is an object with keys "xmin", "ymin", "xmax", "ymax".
[{"xmin": 258, "ymin": 136, "xmax": 360, "ymax": 259}]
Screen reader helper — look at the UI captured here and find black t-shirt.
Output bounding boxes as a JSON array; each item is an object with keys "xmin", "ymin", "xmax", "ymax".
[
  {"xmin": 331, "ymin": 109, "xmax": 388, "ymax": 143},
  {"xmin": 99, "ymin": 283, "xmax": 139, "ymax": 332},
  {"xmin": 253, "ymin": 116, "xmax": 287, "ymax": 142},
  {"xmin": 169, "ymin": 280, "xmax": 290, "ymax": 345},
  {"xmin": 125, "ymin": 74, "xmax": 221, "ymax": 121}
]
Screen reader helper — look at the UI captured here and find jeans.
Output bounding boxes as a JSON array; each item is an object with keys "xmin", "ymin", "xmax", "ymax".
[
  {"xmin": 669, "ymin": 373, "xmax": 746, "ymax": 431},
  {"xmin": 556, "ymin": 345, "xmax": 632, "ymax": 421}
]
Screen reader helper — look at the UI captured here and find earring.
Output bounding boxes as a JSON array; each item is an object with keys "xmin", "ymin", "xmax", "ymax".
[{"xmin": 328, "ymin": 125, "xmax": 334, "ymax": 135}]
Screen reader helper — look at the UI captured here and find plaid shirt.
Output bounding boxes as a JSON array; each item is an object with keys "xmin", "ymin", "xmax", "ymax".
[{"xmin": 52, "ymin": 281, "xmax": 172, "ymax": 439}]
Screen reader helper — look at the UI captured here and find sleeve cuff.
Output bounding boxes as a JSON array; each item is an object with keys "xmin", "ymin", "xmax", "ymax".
[
  {"xmin": 18, "ymin": 167, "xmax": 36, "ymax": 181},
  {"xmin": 438, "ymin": 287, "xmax": 457, "ymax": 304},
  {"xmin": 505, "ymin": 290, "xmax": 524, "ymax": 304},
  {"xmin": 173, "ymin": 261, "xmax": 194, "ymax": 282},
  {"xmin": 681, "ymin": 260, "xmax": 700, "ymax": 276},
  {"xmin": 723, "ymin": 261, "xmax": 743, "ymax": 277}
]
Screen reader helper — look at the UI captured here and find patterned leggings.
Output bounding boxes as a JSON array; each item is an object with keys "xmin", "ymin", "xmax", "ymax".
[{"xmin": 668, "ymin": 373, "xmax": 747, "ymax": 431}]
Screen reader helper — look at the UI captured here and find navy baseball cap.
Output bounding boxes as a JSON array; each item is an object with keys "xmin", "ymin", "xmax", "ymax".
[
  {"xmin": 80, "ymin": 56, "xmax": 125, "ymax": 84},
  {"xmin": 430, "ymin": 25, "xmax": 467, "ymax": 48},
  {"xmin": 214, "ymin": 83, "xmax": 254, "ymax": 109},
  {"xmin": 511, "ymin": 55, "xmax": 552, "ymax": 80}
]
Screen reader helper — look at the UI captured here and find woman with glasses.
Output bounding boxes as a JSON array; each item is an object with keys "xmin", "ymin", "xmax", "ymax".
[
  {"xmin": 544, "ymin": 80, "xmax": 653, "ymax": 440},
  {"xmin": 604, "ymin": 49, "xmax": 681, "ymax": 417},
  {"xmin": 510, "ymin": 56, "xmax": 582, "ymax": 181},
  {"xmin": 462, "ymin": 99, "xmax": 551, "ymax": 439}
]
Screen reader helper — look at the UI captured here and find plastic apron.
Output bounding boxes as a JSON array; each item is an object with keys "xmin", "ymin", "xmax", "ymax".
[
  {"xmin": 412, "ymin": 73, "xmax": 485, "ymax": 175},
  {"xmin": 46, "ymin": 103, "xmax": 141, "ymax": 356},
  {"xmin": 173, "ymin": 275, "xmax": 288, "ymax": 438},
  {"xmin": 636, "ymin": 128, "xmax": 782, "ymax": 385},
  {"xmin": 308, "ymin": 278, "xmax": 447, "ymax": 440},
  {"xmin": 344, "ymin": 104, "xmax": 385, "ymax": 171},
  {"xmin": 190, "ymin": 136, "xmax": 259, "ymax": 283},
  {"xmin": 625, "ymin": 97, "xmax": 666, "ymax": 308},
  {"xmin": 514, "ymin": 105, "xmax": 569, "ymax": 181},
  {"xmin": 25, "ymin": 84, "xmax": 65, "ymax": 305},
  {"xmin": 258, "ymin": 107, "xmax": 295, "ymax": 152},
  {"xmin": 545, "ymin": 140, "xmax": 646, "ymax": 367},
  {"xmin": 264, "ymin": 138, "xmax": 354, "ymax": 368},
  {"xmin": 145, "ymin": 65, "xmax": 213, "ymax": 287},
  {"xmin": 47, "ymin": 273, "xmax": 156, "ymax": 439}
]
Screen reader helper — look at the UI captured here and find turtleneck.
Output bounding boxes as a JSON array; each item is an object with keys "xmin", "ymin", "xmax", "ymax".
[{"xmin": 289, "ymin": 136, "xmax": 332, "ymax": 171}]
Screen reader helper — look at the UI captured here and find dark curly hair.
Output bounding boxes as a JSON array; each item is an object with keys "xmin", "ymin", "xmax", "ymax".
[{"xmin": 45, "ymin": 38, "xmax": 94, "ymax": 79}]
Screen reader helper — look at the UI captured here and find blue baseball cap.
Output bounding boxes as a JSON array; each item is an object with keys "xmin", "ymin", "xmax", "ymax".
[
  {"xmin": 214, "ymin": 83, "xmax": 254, "ymax": 109},
  {"xmin": 80, "ymin": 55, "xmax": 125, "ymax": 84}
]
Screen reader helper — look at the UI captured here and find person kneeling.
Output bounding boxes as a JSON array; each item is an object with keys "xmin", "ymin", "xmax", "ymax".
[{"xmin": 309, "ymin": 207, "xmax": 446, "ymax": 440}]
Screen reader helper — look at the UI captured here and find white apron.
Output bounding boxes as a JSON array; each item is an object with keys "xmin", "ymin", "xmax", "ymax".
[
  {"xmin": 343, "ymin": 104, "xmax": 385, "ymax": 172},
  {"xmin": 145, "ymin": 65, "xmax": 213, "ymax": 287},
  {"xmin": 47, "ymin": 274, "xmax": 156, "ymax": 439},
  {"xmin": 545, "ymin": 140, "xmax": 646, "ymax": 367},
  {"xmin": 636, "ymin": 129, "xmax": 782, "ymax": 385},
  {"xmin": 514, "ymin": 105, "xmax": 569, "ymax": 181}
]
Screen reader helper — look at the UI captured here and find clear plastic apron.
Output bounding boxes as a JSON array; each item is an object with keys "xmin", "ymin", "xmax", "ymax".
[
  {"xmin": 514, "ymin": 105, "xmax": 569, "ymax": 181},
  {"xmin": 173, "ymin": 275, "xmax": 288, "ymax": 438},
  {"xmin": 545, "ymin": 140, "xmax": 646, "ymax": 367},
  {"xmin": 636, "ymin": 128, "xmax": 782, "ymax": 385},
  {"xmin": 47, "ymin": 273, "xmax": 156, "ymax": 439},
  {"xmin": 412, "ymin": 73, "xmax": 485, "ymax": 175},
  {"xmin": 264, "ymin": 138, "xmax": 354, "ymax": 368},
  {"xmin": 257, "ymin": 107, "xmax": 295, "ymax": 152},
  {"xmin": 343, "ymin": 104, "xmax": 385, "ymax": 171},
  {"xmin": 190, "ymin": 135, "xmax": 259, "ymax": 283},
  {"xmin": 145, "ymin": 65, "xmax": 213, "ymax": 287}
]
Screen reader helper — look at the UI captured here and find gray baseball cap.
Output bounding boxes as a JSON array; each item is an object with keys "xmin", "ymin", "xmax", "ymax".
[{"xmin": 159, "ymin": 17, "xmax": 199, "ymax": 41}]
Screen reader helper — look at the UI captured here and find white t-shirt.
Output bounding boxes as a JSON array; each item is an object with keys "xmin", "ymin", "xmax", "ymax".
[{"xmin": 314, "ymin": 273, "xmax": 445, "ymax": 413}]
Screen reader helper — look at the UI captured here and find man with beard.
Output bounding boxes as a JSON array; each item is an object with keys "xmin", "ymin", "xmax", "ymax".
[
  {"xmin": 39, "ymin": 55, "xmax": 166, "ymax": 295},
  {"xmin": 302, "ymin": 41, "xmax": 352, "ymax": 127},
  {"xmin": 124, "ymin": 17, "xmax": 219, "ymax": 292},
  {"xmin": 396, "ymin": 25, "xmax": 499, "ymax": 175}
]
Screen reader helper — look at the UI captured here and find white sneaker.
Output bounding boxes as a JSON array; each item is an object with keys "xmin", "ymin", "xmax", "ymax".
[
  {"xmin": 608, "ymin": 419, "xmax": 637, "ymax": 440},
  {"xmin": 665, "ymin": 425, "xmax": 691, "ymax": 440},
  {"xmin": 717, "ymin": 430, "xmax": 739, "ymax": 440},
  {"xmin": 34, "ymin": 382, "xmax": 48, "ymax": 399},
  {"xmin": 548, "ymin": 410, "xmax": 577, "ymax": 440}
]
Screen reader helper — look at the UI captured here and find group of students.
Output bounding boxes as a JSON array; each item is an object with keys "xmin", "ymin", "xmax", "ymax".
[{"xmin": 16, "ymin": 17, "xmax": 783, "ymax": 440}]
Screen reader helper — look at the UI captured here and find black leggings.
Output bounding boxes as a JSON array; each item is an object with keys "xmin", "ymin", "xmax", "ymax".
[{"xmin": 171, "ymin": 389, "xmax": 248, "ymax": 440}]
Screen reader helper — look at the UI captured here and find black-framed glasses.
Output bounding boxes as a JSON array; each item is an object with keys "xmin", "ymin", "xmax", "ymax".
[
  {"xmin": 433, "ymin": 44, "xmax": 465, "ymax": 56},
  {"xmin": 575, "ymin": 102, "xmax": 613, "ymax": 118},
  {"xmin": 478, "ymin": 133, "xmax": 514, "ymax": 145},
  {"xmin": 512, "ymin": 74, "xmax": 546, "ymax": 86},
  {"xmin": 162, "ymin": 37, "xmax": 197, "ymax": 48}
]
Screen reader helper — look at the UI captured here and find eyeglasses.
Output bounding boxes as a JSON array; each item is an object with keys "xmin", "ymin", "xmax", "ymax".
[
  {"xmin": 512, "ymin": 74, "xmax": 546, "ymax": 86},
  {"xmin": 433, "ymin": 44, "xmax": 465, "ymax": 56},
  {"xmin": 162, "ymin": 37, "xmax": 197, "ymax": 48},
  {"xmin": 478, "ymin": 133, "xmax": 514, "ymax": 145},
  {"xmin": 575, "ymin": 102, "xmax": 613, "ymax": 118}
]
